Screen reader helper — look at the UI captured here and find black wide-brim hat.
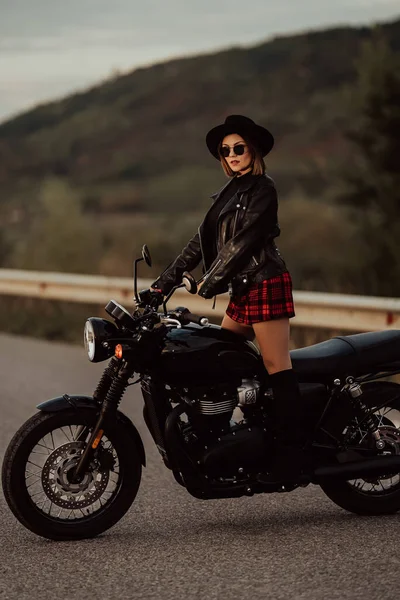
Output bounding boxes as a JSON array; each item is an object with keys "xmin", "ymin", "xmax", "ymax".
[{"xmin": 206, "ymin": 114, "xmax": 274, "ymax": 160}]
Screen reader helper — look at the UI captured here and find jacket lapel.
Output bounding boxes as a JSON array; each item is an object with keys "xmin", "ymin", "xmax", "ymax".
[
  {"xmin": 210, "ymin": 178, "xmax": 234, "ymax": 202},
  {"xmin": 217, "ymin": 174, "xmax": 263, "ymax": 217},
  {"xmin": 198, "ymin": 174, "xmax": 263, "ymax": 270},
  {"xmin": 217, "ymin": 190, "xmax": 241, "ymax": 218}
]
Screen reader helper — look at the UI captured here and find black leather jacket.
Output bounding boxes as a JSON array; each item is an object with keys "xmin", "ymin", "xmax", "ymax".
[{"xmin": 151, "ymin": 173, "xmax": 288, "ymax": 299}]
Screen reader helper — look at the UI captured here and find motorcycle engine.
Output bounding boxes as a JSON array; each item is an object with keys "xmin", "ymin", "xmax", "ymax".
[
  {"xmin": 168, "ymin": 378, "xmax": 268, "ymax": 477},
  {"xmin": 171, "ymin": 378, "xmax": 263, "ymax": 436}
]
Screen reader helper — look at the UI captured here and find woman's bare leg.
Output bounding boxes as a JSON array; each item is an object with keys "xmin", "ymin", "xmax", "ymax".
[
  {"xmin": 221, "ymin": 315, "xmax": 292, "ymax": 366},
  {"xmin": 252, "ymin": 318, "xmax": 292, "ymax": 374},
  {"xmin": 221, "ymin": 313, "xmax": 255, "ymax": 341}
]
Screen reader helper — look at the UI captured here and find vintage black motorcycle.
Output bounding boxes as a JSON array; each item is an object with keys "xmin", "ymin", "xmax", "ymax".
[{"xmin": 3, "ymin": 245, "xmax": 400, "ymax": 540}]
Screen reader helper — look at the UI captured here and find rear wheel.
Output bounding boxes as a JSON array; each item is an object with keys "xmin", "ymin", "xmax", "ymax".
[
  {"xmin": 2, "ymin": 409, "xmax": 142, "ymax": 540},
  {"xmin": 320, "ymin": 382, "xmax": 400, "ymax": 515}
]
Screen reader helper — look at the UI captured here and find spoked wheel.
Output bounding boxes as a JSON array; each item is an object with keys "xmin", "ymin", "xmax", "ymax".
[
  {"xmin": 320, "ymin": 391, "xmax": 400, "ymax": 515},
  {"xmin": 2, "ymin": 409, "xmax": 142, "ymax": 540}
]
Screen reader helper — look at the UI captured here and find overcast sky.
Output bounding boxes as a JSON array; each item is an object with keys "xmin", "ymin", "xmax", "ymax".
[{"xmin": 0, "ymin": 0, "xmax": 399, "ymax": 123}]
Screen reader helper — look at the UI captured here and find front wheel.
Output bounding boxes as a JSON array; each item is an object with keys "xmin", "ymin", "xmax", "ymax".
[
  {"xmin": 320, "ymin": 382, "xmax": 400, "ymax": 515},
  {"xmin": 1, "ymin": 408, "xmax": 142, "ymax": 540}
]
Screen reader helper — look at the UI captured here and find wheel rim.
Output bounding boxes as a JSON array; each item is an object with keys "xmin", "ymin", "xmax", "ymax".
[
  {"xmin": 346, "ymin": 404, "xmax": 400, "ymax": 495},
  {"xmin": 25, "ymin": 425, "xmax": 121, "ymax": 521}
]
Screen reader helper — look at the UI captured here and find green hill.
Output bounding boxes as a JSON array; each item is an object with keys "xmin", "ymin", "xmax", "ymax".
[
  {"xmin": 1, "ymin": 16, "xmax": 399, "ymax": 222},
  {"xmin": 1, "ymin": 17, "xmax": 400, "ymax": 341}
]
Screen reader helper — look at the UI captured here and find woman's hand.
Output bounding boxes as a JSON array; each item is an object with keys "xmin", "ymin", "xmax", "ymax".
[{"xmin": 137, "ymin": 287, "xmax": 164, "ymax": 308}]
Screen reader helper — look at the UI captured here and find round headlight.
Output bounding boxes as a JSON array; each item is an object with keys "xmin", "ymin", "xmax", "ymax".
[
  {"xmin": 84, "ymin": 320, "xmax": 96, "ymax": 361},
  {"xmin": 83, "ymin": 318, "xmax": 118, "ymax": 362}
]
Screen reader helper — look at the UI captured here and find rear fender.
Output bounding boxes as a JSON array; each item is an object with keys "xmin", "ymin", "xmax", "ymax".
[{"xmin": 37, "ymin": 394, "xmax": 146, "ymax": 466}]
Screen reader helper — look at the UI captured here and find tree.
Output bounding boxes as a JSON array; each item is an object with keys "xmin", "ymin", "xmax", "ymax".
[
  {"xmin": 339, "ymin": 31, "xmax": 400, "ymax": 296},
  {"xmin": 12, "ymin": 177, "xmax": 102, "ymax": 274}
]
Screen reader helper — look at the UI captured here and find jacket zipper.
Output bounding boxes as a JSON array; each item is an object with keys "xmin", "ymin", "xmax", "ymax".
[
  {"xmin": 232, "ymin": 193, "xmax": 244, "ymax": 238},
  {"xmin": 232, "ymin": 211, "xmax": 239, "ymax": 238},
  {"xmin": 205, "ymin": 258, "xmax": 222, "ymax": 280}
]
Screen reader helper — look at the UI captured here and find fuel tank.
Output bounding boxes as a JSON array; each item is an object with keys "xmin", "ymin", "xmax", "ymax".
[{"xmin": 159, "ymin": 323, "xmax": 263, "ymax": 385}]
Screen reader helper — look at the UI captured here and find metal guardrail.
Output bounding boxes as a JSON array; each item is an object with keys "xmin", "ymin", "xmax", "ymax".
[{"xmin": 0, "ymin": 268, "xmax": 400, "ymax": 332}]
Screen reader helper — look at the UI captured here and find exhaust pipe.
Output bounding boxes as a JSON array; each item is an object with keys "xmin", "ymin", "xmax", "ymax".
[{"xmin": 315, "ymin": 454, "xmax": 400, "ymax": 480}]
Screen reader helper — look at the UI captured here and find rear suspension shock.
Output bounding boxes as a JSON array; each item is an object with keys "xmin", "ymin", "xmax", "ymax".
[{"xmin": 345, "ymin": 376, "xmax": 383, "ymax": 447}]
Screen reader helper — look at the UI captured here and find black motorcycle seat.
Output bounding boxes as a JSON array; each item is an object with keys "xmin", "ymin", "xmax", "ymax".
[{"xmin": 290, "ymin": 330, "xmax": 400, "ymax": 383}]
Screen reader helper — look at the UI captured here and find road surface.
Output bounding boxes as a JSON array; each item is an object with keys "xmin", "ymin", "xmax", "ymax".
[{"xmin": 0, "ymin": 333, "xmax": 399, "ymax": 600}]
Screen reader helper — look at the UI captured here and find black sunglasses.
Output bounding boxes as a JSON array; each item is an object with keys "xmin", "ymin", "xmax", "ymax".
[{"xmin": 220, "ymin": 144, "xmax": 247, "ymax": 158}]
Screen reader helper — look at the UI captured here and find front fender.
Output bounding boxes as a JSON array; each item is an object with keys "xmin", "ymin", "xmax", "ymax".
[
  {"xmin": 38, "ymin": 394, "xmax": 97, "ymax": 412},
  {"xmin": 37, "ymin": 394, "xmax": 146, "ymax": 466}
]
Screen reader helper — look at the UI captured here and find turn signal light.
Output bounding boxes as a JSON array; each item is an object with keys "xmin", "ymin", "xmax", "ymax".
[
  {"xmin": 92, "ymin": 429, "xmax": 104, "ymax": 449},
  {"xmin": 115, "ymin": 344, "xmax": 123, "ymax": 359}
]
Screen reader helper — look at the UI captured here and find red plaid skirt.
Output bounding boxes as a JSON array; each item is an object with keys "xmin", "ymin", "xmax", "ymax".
[{"xmin": 226, "ymin": 271, "xmax": 295, "ymax": 325}]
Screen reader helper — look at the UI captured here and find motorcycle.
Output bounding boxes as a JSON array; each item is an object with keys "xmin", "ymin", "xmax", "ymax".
[{"xmin": 3, "ymin": 245, "xmax": 400, "ymax": 541}]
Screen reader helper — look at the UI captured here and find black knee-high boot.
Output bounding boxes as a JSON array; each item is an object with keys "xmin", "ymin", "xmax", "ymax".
[{"xmin": 266, "ymin": 368, "xmax": 312, "ymax": 481}]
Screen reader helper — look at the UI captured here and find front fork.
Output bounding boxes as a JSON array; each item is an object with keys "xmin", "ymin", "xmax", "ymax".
[
  {"xmin": 75, "ymin": 357, "xmax": 120, "ymax": 442},
  {"xmin": 73, "ymin": 357, "xmax": 132, "ymax": 481}
]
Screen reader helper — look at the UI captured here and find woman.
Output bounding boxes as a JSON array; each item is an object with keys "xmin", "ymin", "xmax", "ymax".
[{"xmin": 150, "ymin": 115, "xmax": 309, "ymax": 481}]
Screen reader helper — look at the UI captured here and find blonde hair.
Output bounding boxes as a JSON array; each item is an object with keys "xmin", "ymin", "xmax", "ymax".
[{"xmin": 218, "ymin": 137, "xmax": 266, "ymax": 177}]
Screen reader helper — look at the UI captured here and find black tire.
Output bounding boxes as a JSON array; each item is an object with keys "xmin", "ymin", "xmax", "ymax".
[
  {"xmin": 320, "ymin": 382, "xmax": 400, "ymax": 516},
  {"xmin": 1, "ymin": 408, "xmax": 142, "ymax": 540}
]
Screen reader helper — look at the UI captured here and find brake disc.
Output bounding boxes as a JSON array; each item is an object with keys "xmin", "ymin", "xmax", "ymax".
[
  {"xmin": 377, "ymin": 426, "xmax": 400, "ymax": 454},
  {"xmin": 41, "ymin": 441, "xmax": 110, "ymax": 509},
  {"xmin": 362, "ymin": 426, "xmax": 400, "ymax": 485}
]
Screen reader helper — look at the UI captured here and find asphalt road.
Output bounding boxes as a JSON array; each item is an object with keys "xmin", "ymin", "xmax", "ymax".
[{"xmin": 0, "ymin": 332, "xmax": 399, "ymax": 600}]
